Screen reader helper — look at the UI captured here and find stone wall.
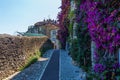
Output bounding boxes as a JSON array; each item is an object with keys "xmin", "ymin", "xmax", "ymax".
[{"xmin": 0, "ymin": 34, "xmax": 53, "ymax": 79}]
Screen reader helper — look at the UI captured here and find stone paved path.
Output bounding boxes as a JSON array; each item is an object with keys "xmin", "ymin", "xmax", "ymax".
[
  {"xmin": 5, "ymin": 49, "xmax": 85, "ymax": 80},
  {"xmin": 60, "ymin": 50, "xmax": 84, "ymax": 80},
  {"xmin": 10, "ymin": 50, "xmax": 53, "ymax": 80}
]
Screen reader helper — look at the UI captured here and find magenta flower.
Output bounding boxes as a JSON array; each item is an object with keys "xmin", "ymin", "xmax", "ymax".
[
  {"xmin": 113, "ymin": 63, "xmax": 120, "ymax": 69},
  {"xmin": 94, "ymin": 64, "xmax": 106, "ymax": 73}
]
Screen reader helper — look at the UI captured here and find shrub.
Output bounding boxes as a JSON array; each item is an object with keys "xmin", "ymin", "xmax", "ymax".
[
  {"xmin": 70, "ymin": 39, "xmax": 79, "ymax": 61},
  {"xmin": 19, "ymin": 50, "xmax": 41, "ymax": 71},
  {"xmin": 40, "ymin": 39, "xmax": 54, "ymax": 56}
]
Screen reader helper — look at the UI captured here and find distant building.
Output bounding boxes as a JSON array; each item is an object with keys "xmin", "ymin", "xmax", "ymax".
[{"xmin": 26, "ymin": 19, "xmax": 59, "ymax": 48}]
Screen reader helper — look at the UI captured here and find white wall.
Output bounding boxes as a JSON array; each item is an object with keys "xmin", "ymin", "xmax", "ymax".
[{"xmin": 71, "ymin": 0, "xmax": 76, "ymax": 11}]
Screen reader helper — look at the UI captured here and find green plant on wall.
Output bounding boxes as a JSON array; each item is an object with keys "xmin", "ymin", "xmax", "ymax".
[
  {"xmin": 67, "ymin": 0, "xmax": 91, "ymax": 72},
  {"xmin": 19, "ymin": 50, "xmax": 41, "ymax": 71},
  {"xmin": 70, "ymin": 39, "xmax": 79, "ymax": 61},
  {"xmin": 78, "ymin": 23, "xmax": 91, "ymax": 70},
  {"xmin": 68, "ymin": 10, "xmax": 75, "ymax": 19},
  {"xmin": 74, "ymin": 0, "xmax": 81, "ymax": 6},
  {"xmin": 40, "ymin": 39, "xmax": 54, "ymax": 56},
  {"xmin": 68, "ymin": 22, "xmax": 74, "ymax": 38},
  {"xmin": 69, "ymin": 22, "xmax": 91, "ymax": 72}
]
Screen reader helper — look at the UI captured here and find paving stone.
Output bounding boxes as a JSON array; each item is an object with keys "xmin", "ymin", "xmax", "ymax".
[
  {"xmin": 60, "ymin": 50, "xmax": 85, "ymax": 80},
  {"xmin": 10, "ymin": 50, "xmax": 53, "ymax": 80}
]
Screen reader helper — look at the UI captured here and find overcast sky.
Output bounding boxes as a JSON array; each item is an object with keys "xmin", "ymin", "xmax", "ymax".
[{"xmin": 0, "ymin": 0, "xmax": 61, "ymax": 34}]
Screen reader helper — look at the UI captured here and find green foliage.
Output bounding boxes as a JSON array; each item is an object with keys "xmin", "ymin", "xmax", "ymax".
[
  {"xmin": 19, "ymin": 50, "xmax": 41, "ymax": 71},
  {"xmin": 116, "ymin": 76, "xmax": 120, "ymax": 80},
  {"xmin": 68, "ymin": 10, "xmax": 75, "ymax": 19},
  {"xmin": 40, "ymin": 44, "xmax": 53, "ymax": 56},
  {"xmin": 40, "ymin": 39, "xmax": 54, "ymax": 56},
  {"xmin": 87, "ymin": 68, "xmax": 120, "ymax": 80},
  {"xmin": 77, "ymin": 24, "xmax": 91, "ymax": 70},
  {"xmin": 116, "ymin": 68, "xmax": 120, "ymax": 76},
  {"xmin": 68, "ymin": 22, "xmax": 73, "ymax": 36},
  {"xmin": 19, "ymin": 57, "xmax": 38, "ymax": 71},
  {"xmin": 66, "ymin": 0, "xmax": 120, "ymax": 79},
  {"xmin": 70, "ymin": 39, "xmax": 91, "ymax": 72},
  {"xmin": 87, "ymin": 71, "xmax": 102, "ymax": 80},
  {"xmin": 35, "ymin": 50, "xmax": 41, "ymax": 57},
  {"xmin": 74, "ymin": 0, "xmax": 81, "ymax": 6},
  {"xmin": 86, "ymin": 72, "xmax": 95, "ymax": 80},
  {"xmin": 70, "ymin": 39, "xmax": 79, "ymax": 61},
  {"xmin": 19, "ymin": 40, "xmax": 53, "ymax": 71},
  {"xmin": 69, "ymin": 23, "xmax": 91, "ymax": 72}
]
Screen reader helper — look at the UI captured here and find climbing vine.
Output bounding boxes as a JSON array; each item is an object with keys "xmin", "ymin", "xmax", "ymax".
[
  {"xmin": 79, "ymin": 0, "xmax": 120, "ymax": 79},
  {"xmin": 57, "ymin": 0, "xmax": 70, "ymax": 49},
  {"xmin": 58, "ymin": 0, "xmax": 120, "ymax": 79}
]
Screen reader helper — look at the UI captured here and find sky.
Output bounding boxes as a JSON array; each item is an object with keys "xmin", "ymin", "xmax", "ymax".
[{"xmin": 0, "ymin": 0, "xmax": 61, "ymax": 35}]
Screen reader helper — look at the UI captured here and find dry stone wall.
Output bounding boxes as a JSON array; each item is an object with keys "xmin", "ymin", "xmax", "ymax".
[{"xmin": 0, "ymin": 34, "xmax": 53, "ymax": 79}]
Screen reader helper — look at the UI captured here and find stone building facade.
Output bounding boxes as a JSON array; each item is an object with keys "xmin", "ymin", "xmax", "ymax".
[{"xmin": 26, "ymin": 19, "xmax": 59, "ymax": 49}]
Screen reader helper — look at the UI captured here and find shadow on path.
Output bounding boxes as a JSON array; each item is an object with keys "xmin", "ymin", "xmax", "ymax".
[{"xmin": 41, "ymin": 50, "xmax": 59, "ymax": 80}]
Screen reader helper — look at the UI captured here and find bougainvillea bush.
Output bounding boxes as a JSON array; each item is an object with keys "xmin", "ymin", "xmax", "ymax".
[
  {"xmin": 58, "ymin": 0, "xmax": 120, "ymax": 79},
  {"xmin": 66, "ymin": 0, "xmax": 92, "ymax": 72},
  {"xmin": 79, "ymin": 0, "xmax": 120, "ymax": 79},
  {"xmin": 57, "ymin": 0, "xmax": 70, "ymax": 49}
]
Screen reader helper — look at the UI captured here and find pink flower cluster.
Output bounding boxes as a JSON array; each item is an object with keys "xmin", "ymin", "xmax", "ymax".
[{"xmin": 80, "ymin": 0, "xmax": 120, "ymax": 53}]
